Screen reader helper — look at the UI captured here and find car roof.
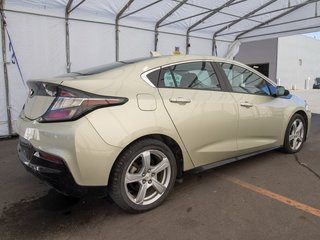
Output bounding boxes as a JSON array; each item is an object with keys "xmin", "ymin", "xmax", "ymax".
[{"xmin": 132, "ymin": 54, "xmax": 242, "ymax": 70}]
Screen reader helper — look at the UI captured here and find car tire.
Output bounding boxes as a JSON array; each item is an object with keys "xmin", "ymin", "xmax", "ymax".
[
  {"xmin": 108, "ymin": 139, "xmax": 177, "ymax": 213},
  {"xmin": 283, "ymin": 114, "xmax": 306, "ymax": 153}
]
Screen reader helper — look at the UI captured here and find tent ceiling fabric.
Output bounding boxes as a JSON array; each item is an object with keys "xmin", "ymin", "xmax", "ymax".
[{"xmin": 6, "ymin": 0, "xmax": 320, "ymax": 42}]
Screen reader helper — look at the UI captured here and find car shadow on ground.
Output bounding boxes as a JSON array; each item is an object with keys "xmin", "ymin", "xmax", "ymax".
[
  {"xmin": 0, "ymin": 188, "xmax": 125, "ymax": 239},
  {"xmin": 0, "ymin": 150, "xmax": 296, "ymax": 240}
]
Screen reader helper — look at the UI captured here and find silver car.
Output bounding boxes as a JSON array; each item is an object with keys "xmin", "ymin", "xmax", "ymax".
[{"xmin": 17, "ymin": 55, "xmax": 311, "ymax": 212}]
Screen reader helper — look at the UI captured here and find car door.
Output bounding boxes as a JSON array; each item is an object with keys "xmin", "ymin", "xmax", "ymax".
[
  {"xmin": 157, "ymin": 61, "xmax": 238, "ymax": 167},
  {"xmin": 218, "ymin": 62, "xmax": 287, "ymax": 155}
]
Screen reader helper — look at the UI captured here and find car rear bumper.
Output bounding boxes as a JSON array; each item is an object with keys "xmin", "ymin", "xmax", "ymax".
[
  {"xmin": 16, "ymin": 115, "xmax": 123, "ymax": 186},
  {"xmin": 17, "ymin": 137, "xmax": 90, "ymax": 196}
]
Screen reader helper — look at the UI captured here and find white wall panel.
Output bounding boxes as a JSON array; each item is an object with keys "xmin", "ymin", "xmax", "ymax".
[
  {"xmin": 277, "ymin": 35, "xmax": 320, "ymax": 90},
  {"xmin": 119, "ymin": 27, "xmax": 154, "ymax": 60},
  {"xmin": 3, "ymin": 12, "xmax": 66, "ymax": 134},
  {"xmin": 69, "ymin": 20, "xmax": 115, "ymax": 71},
  {"xmin": 188, "ymin": 37, "xmax": 212, "ymax": 55},
  {"xmin": 158, "ymin": 32, "xmax": 186, "ymax": 55},
  {"xmin": 215, "ymin": 41, "xmax": 230, "ymax": 57}
]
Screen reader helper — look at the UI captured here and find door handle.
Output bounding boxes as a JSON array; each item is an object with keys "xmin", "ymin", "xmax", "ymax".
[
  {"xmin": 169, "ymin": 97, "xmax": 191, "ymax": 104},
  {"xmin": 240, "ymin": 102, "xmax": 253, "ymax": 108}
]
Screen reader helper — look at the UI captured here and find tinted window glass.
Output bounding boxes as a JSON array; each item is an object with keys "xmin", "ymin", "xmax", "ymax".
[
  {"xmin": 159, "ymin": 61, "xmax": 221, "ymax": 90},
  {"xmin": 220, "ymin": 63, "xmax": 271, "ymax": 96},
  {"xmin": 267, "ymin": 82, "xmax": 277, "ymax": 96},
  {"xmin": 146, "ymin": 69, "xmax": 160, "ymax": 86}
]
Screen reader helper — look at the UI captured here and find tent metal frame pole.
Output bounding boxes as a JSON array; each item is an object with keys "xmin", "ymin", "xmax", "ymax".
[
  {"xmin": 154, "ymin": 0, "xmax": 187, "ymax": 51},
  {"xmin": 160, "ymin": 0, "xmax": 252, "ymax": 28},
  {"xmin": 211, "ymin": 0, "xmax": 277, "ymax": 56},
  {"xmin": 186, "ymin": 0, "xmax": 237, "ymax": 54},
  {"xmin": 3, "ymin": 8, "xmax": 232, "ymax": 43},
  {"xmin": 171, "ymin": 0, "xmax": 246, "ymax": 11},
  {"xmin": 214, "ymin": 15, "xmax": 320, "ymax": 37},
  {"xmin": 116, "ymin": 0, "xmax": 134, "ymax": 62},
  {"xmin": 0, "ymin": 0, "xmax": 12, "ymax": 136},
  {"xmin": 238, "ymin": 25, "xmax": 320, "ymax": 40},
  {"xmin": 160, "ymin": 10, "xmax": 212, "ymax": 28},
  {"xmin": 65, "ymin": 0, "xmax": 87, "ymax": 73},
  {"xmin": 65, "ymin": 0, "xmax": 74, "ymax": 73},
  {"xmin": 212, "ymin": 38, "xmax": 216, "ymax": 56},
  {"xmin": 236, "ymin": 0, "xmax": 316, "ymax": 40},
  {"xmin": 194, "ymin": 1, "xmax": 319, "ymax": 33},
  {"xmin": 255, "ymin": 15, "xmax": 320, "ymax": 30},
  {"xmin": 213, "ymin": 0, "xmax": 278, "ymax": 37},
  {"xmin": 68, "ymin": 0, "xmax": 86, "ymax": 14},
  {"xmin": 121, "ymin": 0, "xmax": 162, "ymax": 19}
]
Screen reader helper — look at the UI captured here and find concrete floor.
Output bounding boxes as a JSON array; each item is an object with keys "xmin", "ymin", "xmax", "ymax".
[{"xmin": 1, "ymin": 114, "xmax": 320, "ymax": 240}]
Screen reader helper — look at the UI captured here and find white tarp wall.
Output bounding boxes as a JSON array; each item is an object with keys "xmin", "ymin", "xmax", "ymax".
[
  {"xmin": 69, "ymin": 21, "xmax": 115, "ymax": 70},
  {"xmin": 2, "ymin": 10, "xmax": 66, "ymax": 136},
  {"xmin": 1, "ymin": 0, "xmax": 319, "ymax": 136}
]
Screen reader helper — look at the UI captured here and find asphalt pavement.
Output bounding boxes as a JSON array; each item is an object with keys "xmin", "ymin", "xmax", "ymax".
[{"xmin": 0, "ymin": 114, "xmax": 320, "ymax": 240}]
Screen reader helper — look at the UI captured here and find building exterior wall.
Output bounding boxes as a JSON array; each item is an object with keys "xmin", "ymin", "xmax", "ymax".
[
  {"xmin": 235, "ymin": 38, "xmax": 278, "ymax": 82},
  {"xmin": 277, "ymin": 35, "xmax": 320, "ymax": 90}
]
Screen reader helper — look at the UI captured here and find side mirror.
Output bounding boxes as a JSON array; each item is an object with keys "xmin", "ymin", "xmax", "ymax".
[{"xmin": 276, "ymin": 86, "xmax": 289, "ymax": 96}]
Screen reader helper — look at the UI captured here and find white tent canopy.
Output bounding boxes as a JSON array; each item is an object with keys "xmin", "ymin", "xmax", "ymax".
[{"xmin": 1, "ymin": 0, "xmax": 320, "ymax": 136}]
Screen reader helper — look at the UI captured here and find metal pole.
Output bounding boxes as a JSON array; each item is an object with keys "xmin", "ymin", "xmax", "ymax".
[
  {"xmin": 237, "ymin": 25, "xmax": 320, "ymax": 40},
  {"xmin": 0, "ymin": 0, "xmax": 12, "ymax": 135},
  {"xmin": 65, "ymin": 0, "xmax": 74, "ymax": 73},
  {"xmin": 213, "ymin": 0, "xmax": 277, "ymax": 38},
  {"xmin": 115, "ymin": 0, "xmax": 134, "ymax": 62},
  {"xmin": 211, "ymin": 0, "xmax": 277, "ymax": 56},
  {"xmin": 154, "ymin": 0, "xmax": 187, "ymax": 51},
  {"xmin": 236, "ymin": 0, "xmax": 316, "ymax": 40},
  {"xmin": 212, "ymin": 38, "xmax": 216, "ymax": 56},
  {"xmin": 186, "ymin": 0, "xmax": 237, "ymax": 54},
  {"xmin": 68, "ymin": 0, "xmax": 87, "ymax": 14},
  {"xmin": 121, "ymin": 0, "xmax": 162, "ymax": 19}
]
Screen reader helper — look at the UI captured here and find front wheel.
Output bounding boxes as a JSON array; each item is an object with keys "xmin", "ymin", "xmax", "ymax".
[
  {"xmin": 283, "ymin": 114, "xmax": 306, "ymax": 153},
  {"xmin": 109, "ymin": 139, "xmax": 177, "ymax": 213}
]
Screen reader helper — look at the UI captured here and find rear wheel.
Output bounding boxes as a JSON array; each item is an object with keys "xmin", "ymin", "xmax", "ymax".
[
  {"xmin": 283, "ymin": 114, "xmax": 306, "ymax": 153},
  {"xmin": 109, "ymin": 139, "xmax": 177, "ymax": 213}
]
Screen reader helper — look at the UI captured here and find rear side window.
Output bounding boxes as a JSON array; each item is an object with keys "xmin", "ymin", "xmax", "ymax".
[
  {"xmin": 146, "ymin": 69, "xmax": 161, "ymax": 86},
  {"xmin": 219, "ymin": 63, "xmax": 271, "ymax": 96},
  {"xmin": 158, "ymin": 61, "xmax": 221, "ymax": 91}
]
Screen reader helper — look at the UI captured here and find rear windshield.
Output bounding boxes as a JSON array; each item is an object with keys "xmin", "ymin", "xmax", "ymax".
[{"xmin": 59, "ymin": 57, "xmax": 151, "ymax": 77}]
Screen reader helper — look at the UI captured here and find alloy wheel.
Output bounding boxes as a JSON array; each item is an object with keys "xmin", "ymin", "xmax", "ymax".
[
  {"xmin": 124, "ymin": 150, "xmax": 171, "ymax": 205},
  {"xmin": 288, "ymin": 119, "xmax": 304, "ymax": 151}
]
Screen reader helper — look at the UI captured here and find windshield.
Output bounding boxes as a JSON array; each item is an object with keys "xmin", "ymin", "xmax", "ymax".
[
  {"xmin": 59, "ymin": 57, "xmax": 152, "ymax": 77},
  {"xmin": 316, "ymin": 78, "xmax": 320, "ymax": 84}
]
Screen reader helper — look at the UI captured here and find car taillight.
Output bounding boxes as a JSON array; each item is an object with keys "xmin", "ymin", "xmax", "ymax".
[
  {"xmin": 34, "ymin": 151, "xmax": 64, "ymax": 165},
  {"xmin": 38, "ymin": 85, "xmax": 128, "ymax": 122}
]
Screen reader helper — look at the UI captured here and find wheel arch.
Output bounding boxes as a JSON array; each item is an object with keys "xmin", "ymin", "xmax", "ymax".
[
  {"xmin": 108, "ymin": 134, "xmax": 184, "ymax": 185},
  {"xmin": 293, "ymin": 110, "xmax": 309, "ymax": 140}
]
